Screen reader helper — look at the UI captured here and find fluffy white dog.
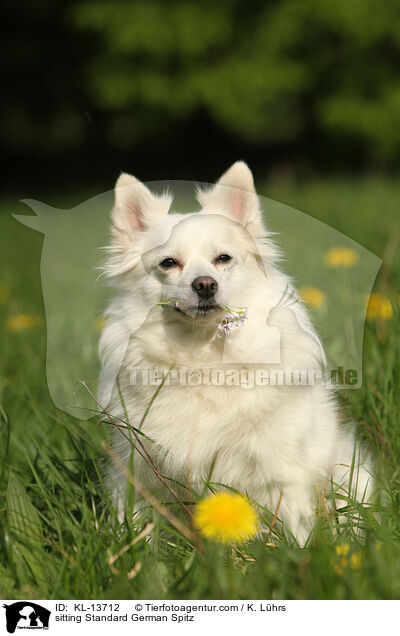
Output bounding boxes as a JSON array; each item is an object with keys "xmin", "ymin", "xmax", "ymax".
[{"xmin": 99, "ymin": 161, "xmax": 372, "ymax": 544}]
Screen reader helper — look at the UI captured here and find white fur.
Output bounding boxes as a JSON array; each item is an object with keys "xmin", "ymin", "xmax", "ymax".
[{"xmin": 99, "ymin": 161, "xmax": 372, "ymax": 545}]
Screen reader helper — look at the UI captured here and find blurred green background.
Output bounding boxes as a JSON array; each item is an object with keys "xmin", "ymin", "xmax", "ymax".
[{"xmin": 3, "ymin": 0, "xmax": 400, "ymax": 196}]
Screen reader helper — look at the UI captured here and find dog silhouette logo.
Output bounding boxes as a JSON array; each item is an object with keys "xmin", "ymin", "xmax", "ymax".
[
  {"xmin": 2, "ymin": 602, "xmax": 50, "ymax": 633},
  {"xmin": 14, "ymin": 181, "xmax": 382, "ymax": 417}
]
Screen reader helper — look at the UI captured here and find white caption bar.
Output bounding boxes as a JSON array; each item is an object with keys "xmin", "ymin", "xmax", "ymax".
[{"xmin": 1, "ymin": 600, "xmax": 397, "ymax": 635}]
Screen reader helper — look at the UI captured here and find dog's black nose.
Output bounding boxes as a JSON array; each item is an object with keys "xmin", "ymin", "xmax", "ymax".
[{"xmin": 192, "ymin": 276, "xmax": 218, "ymax": 298}]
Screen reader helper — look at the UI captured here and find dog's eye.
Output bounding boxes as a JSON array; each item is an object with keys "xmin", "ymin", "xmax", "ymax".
[
  {"xmin": 215, "ymin": 254, "xmax": 232, "ymax": 263},
  {"xmin": 159, "ymin": 257, "xmax": 179, "ymax": 270}
]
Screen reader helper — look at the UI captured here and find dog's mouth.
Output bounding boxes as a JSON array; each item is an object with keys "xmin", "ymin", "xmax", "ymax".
[
  {"xmin": 194, "ymin": 302, "xmax": 220, "ymax": 316},
  {"xmin": 174, "ymin": 301, "xmax": 221, "ymax": 317}
]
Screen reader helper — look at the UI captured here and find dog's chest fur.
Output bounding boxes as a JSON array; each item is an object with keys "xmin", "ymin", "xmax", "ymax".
[{"xmin": 110, "ymin": 314, "xmax": 335, "ymax": 505}]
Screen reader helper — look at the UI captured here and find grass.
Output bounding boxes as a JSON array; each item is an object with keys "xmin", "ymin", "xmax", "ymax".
[{"xmin": 0, "ymin": 176, "xmax": 399, "ymax": 600}]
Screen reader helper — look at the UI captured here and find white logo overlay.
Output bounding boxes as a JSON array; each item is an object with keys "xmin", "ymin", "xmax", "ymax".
[{"xmin": 14, "ymin": 180, "xmax": 381, "ymax": 419}]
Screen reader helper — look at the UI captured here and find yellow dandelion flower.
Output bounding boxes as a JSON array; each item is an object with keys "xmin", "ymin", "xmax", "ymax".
[
  {"xmin": 299, "ymin": 286, "xmax": 325, "ymax": 308},
  {"xmin": 6, "ymin": 314, "xmax": 40, "ymax": 332},
  {"xmin": 365, "ymin": 294, "xmax": 393, "ymax": 320},
  {"xmin": 330, "ymin": 560, "xmax": 343, "ymax": 576},
  {"xmin": 94, "ymin": 317, "xmax": 107, "ymax": 332},
  {"xmin": 193, "ymin": 492, "xmax": 257, "ymax": 544},
  {"xmin": 350, "ymin": 553, "xmax": 362, "ymax": 569},
  {"xmin": 324, "ymin": 247, "xmax": 358, "ymax": 268},
  {"xmin": 0, "ymin": 283, "xmax": 10, "ymax": 303},
  {"xmin": 336, "ymin": 543, "xmax": 350, "ymax": 556}
]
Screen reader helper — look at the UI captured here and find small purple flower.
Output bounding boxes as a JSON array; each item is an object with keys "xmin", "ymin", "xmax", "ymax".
[{"xmin": 217, "ymin": 306, "xmax": 248, "ymax": 334}]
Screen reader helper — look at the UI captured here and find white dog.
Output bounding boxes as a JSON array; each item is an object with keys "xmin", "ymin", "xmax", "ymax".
[{"xmin": 99, "ymin": 161, "xmax": 372, "ymax": 545}]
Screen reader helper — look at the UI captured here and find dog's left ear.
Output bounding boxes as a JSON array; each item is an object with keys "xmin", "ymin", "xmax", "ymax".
[{"xmin": 197, "ymin": 161, "xmax": 264, "ymax": 237}]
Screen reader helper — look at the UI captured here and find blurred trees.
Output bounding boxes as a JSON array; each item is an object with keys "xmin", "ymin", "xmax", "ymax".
[{"xmin": 3, "ymin": 0, "xmax": 400, "ymax": 188}]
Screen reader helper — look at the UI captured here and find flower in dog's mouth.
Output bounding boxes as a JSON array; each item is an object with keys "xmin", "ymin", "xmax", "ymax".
[
  {"xmin": 156, "ymin": 298, "xmax": 184, "ymax": 312},
  {"xmin": 156, "ymin": 298, "xmax": 220, "ymax": 315},
  {"xmin": 155, "ymin": 300, "xmax": 248, "ymax": 324},
  {"xmin": 217, "ymin": 305, "xmax": 248, "ymax": 334},
  {"xmin": 194, "ymin": 492, "xmax": 257, "ymax": 544}
]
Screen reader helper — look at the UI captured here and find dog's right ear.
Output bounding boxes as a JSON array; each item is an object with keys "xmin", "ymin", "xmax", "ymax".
[{"xmin": 112, "ymin": 173, "xmax": 172, "ymax": 246}]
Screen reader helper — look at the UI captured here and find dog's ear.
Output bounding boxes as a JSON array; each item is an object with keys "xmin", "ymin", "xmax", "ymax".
[
  {"xmin": 196, "ymin": 161, "xmax": 264, "ymax": 237},
  {"xmin": 112, "ymin": 173, "xmax": 172, "ymax": 245}
]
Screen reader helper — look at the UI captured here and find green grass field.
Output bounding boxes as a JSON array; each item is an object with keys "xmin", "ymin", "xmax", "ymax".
[{"xmin": 0, "ymin": 177, "xmax": 399, "ymax": 600}]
